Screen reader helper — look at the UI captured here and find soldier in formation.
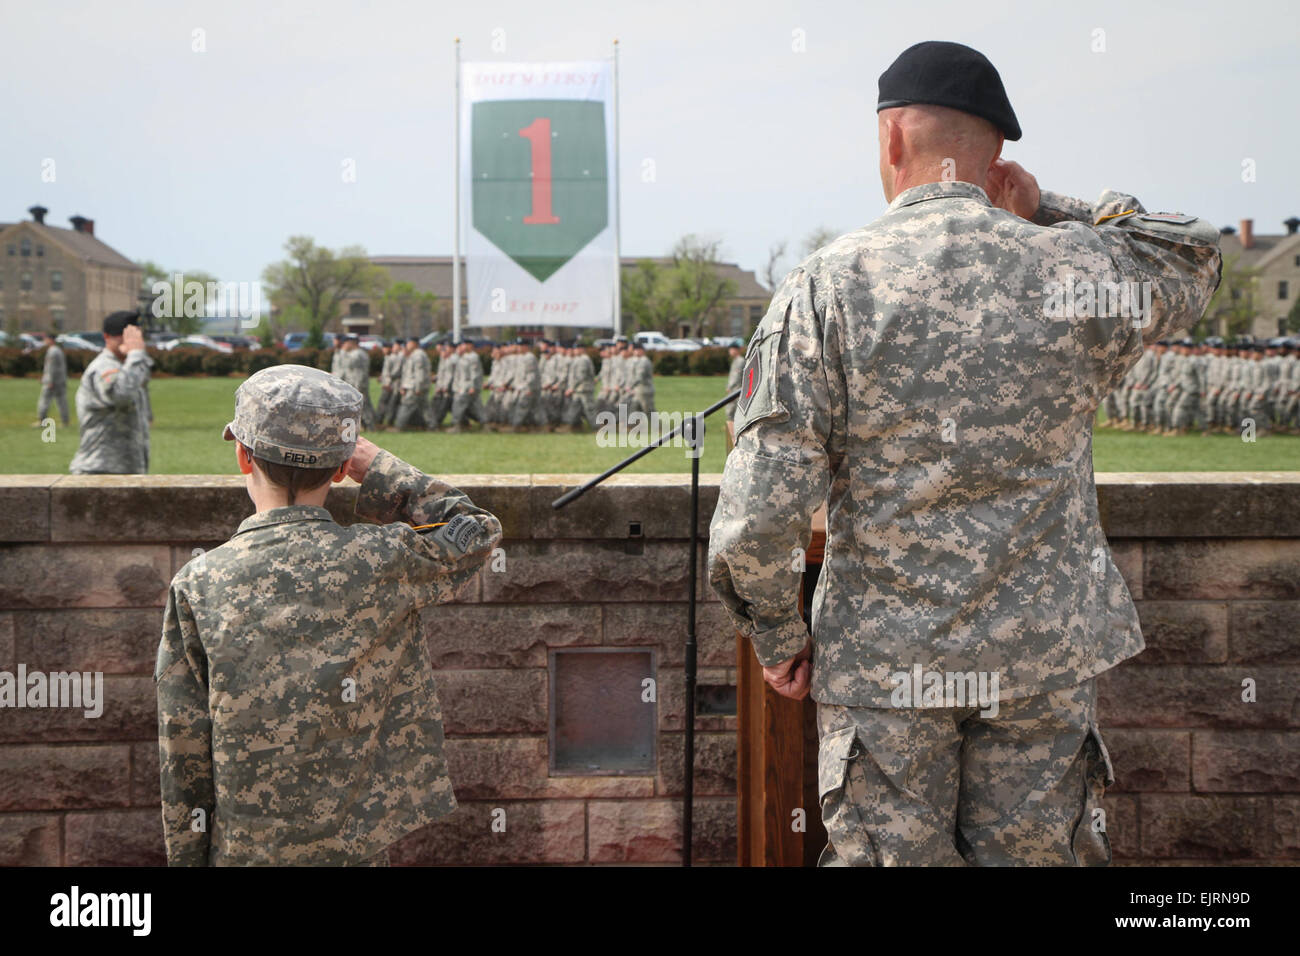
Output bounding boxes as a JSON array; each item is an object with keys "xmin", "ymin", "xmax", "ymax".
[
  {"xmin": 394, "ymin": 337, "xmax": 430, "ymax": 431},
  {"xmin": 332, "ymin": 336, "xmax": 375, "ymax": 429},
  {"xmin": 1103, "ymin": 337, "xmax": 1298, "ymax": 435},
  {"xmin": 376, "ymin": 341, "xmax": 404, "ymax": 427}
]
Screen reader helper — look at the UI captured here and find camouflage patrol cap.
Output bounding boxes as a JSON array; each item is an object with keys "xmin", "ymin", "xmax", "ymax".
[{"xmin": 223, "ymin": 364, "xmax": 362, "ymax": 469}]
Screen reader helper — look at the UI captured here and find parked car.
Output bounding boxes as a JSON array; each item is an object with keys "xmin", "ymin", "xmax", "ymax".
[
  {"xmin": 357, "ymin": 335, "xmax": 384, "ymax": 351},
  {"xmin": 160, "ymin": 335, "xmax": 234, "ymax": 354},
  {"xmin": 56, "ymin": 334, "xmax": 102, "ymax": 352},
  {"xmin": 708, "ymin": 336, "xmax": 745, "ymax": 349},
  {"xmin": 18, "ymin": 332, "xmax": 46, "ymax": 351},
  {"xmin": 283, "ymin": 332, "xmax": 309, "ymax": 350},
  {"xmin": 665, "ymin": 338, "xmax": 702, "ymax": 351},
  {"xmin": 633, "ymin": 331, "xmax": 673, "ymax": 350},
  {"xmin": 149, "ymin": 332, "xmax": 181, "ymax": 349},
  {"xmin": 212, "ymin": 335, "xmax": 260, "ymax": 351}
]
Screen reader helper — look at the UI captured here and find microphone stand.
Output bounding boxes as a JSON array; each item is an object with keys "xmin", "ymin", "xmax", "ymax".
[{"xmin": 553, "ymin": 389, "xmax": 739, "ymax": 866}]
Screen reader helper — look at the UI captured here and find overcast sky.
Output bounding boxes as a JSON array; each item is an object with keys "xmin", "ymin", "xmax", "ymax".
[{"xmin": 4, "ymin": 0, "xmax": 1297, "ymax": 293}]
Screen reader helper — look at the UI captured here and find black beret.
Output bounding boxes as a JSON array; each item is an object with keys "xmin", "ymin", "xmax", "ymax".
[
  {"xmin": 878, "ymin": 40, "xmax": 1021, "ymax": 141},
  {"xmin": 102, "ymin": 311, "xmax": 140, "ymax": 336}
]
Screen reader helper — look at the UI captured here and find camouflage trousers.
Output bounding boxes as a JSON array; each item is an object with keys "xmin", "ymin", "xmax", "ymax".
[
  {"xmin": 1171, "ymin": 389, "xmax": 1201, "ymax": 429},
  {"xmin": 816, "ymin": 678, "xmax": 1113, "ymax": 867},
  {"xmin": 37, "ymin": 384, "xmax": 69, "ymax": 425}
]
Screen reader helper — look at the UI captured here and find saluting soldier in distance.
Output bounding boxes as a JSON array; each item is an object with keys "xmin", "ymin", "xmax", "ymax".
[
  {"xmin": 155, "ymin": 364, "xmax": 502, "ymax": 865},
  {"xmin": 69, "ymin": 311, "xmax": 153, "ymax": 474},
  {"xmin": 708, "ymin": 40, "xmax": 1221, "ymax": 867},
  {"xmin": 34, "ymin": 332, "xmax": 69, "ymax": 427}
]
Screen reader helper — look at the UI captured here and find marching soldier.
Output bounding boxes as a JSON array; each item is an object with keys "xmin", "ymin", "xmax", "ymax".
[
  {"xmin": 69, "ymin": 311, "xmax": 153, "ymax": 474},
  {"xmin": 631, "ymin": 346, "xmax": 656, "ymax": 418},
  {"xmin": 449, "ymin": 342, "xmax": 483, "ymax": 432},
  {"xmin": 394, "ymin": 338, "xmax": 430, "ymax": 431},
  {"xmin": 429, "ymin": 343, "xmax": 455, "ymax": 429},
  {"xmin": 708, "ymin": 40, "xmax": 1221, "ymax": 867}
]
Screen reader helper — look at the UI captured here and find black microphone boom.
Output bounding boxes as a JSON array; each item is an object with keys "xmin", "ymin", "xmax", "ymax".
[{"xmin": 552, "ymin": 388, "xmax": 740, "ymax": 866}]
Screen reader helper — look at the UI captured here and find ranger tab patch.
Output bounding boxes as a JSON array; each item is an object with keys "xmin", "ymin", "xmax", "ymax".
[{"xmin": 435, "ymin": 514, "xmax": 481, "ymax": 554}]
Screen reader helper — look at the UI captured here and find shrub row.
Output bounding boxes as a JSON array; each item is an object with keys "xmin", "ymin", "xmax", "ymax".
[{"xmin": 0, "ymin": 344, "xmax": 735, "ymax": 378}]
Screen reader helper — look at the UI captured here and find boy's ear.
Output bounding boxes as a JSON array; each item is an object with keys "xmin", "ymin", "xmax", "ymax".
[{"xmin": 235, "ymin": 442, "xmax": 255, "ymax": 476}]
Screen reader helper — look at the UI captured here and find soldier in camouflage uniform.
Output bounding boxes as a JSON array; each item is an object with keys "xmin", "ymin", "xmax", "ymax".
[
  {"xmin": 337, "ymin": 336, "xmax": 376, "ymax": 430},
  {"xmin": 429, "ymin": 343, "xmax": 454, "ymax": 430},
  {"xmin": 35, "ymin": 332, "xmax": 69, "ymax": 426},
  {"xmin": 512, "ymin": 343, "xmax": 541, "ymax": 431},
  {"xmin": 69, "ymin": 311, "xmax": 153, "ymax": 474},
  {"xmin": 394, "ymin": 338, "xmax": 430, "ymax": 431},
  {"xmin": 449, "ymin": 342, "xmax": 484, "ymax": 432},
  {"xmin": 708, "ymin": 41, "xmax": 1221, "ymax": 867},
  {"xmin": 631, "ymin": 346, "xmax": 656, "ymax": 417},
  {"xmin": 375, "ymin": 342, "xmax": 400, "ymax": 426},
  {"xmin": 156, "ymin": 364, "xmax": 502, "ymax": 865}
]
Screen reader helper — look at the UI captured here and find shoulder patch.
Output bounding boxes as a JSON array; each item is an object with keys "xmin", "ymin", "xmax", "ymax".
[
  {"xmin": 433, "ymin": 513, "xmax": 481, "ymax": 554},
  {"xmin": 1137, "ymin": 212, "xmax": 1196, "ymax": 225},
  {"xmin": 736, "ymin": 349, "xmax": 763, "ymax": 415}
]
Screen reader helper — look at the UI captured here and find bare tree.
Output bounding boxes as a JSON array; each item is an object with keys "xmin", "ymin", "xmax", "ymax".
[{"xmin": 763, "ymin": 241, "xmax": 788, "ymax": 291}]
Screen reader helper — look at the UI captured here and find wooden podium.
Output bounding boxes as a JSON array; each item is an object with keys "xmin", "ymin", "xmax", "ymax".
[{"xmin": 735, "ymin": 507, "xmax": 827, "ymax": 867}]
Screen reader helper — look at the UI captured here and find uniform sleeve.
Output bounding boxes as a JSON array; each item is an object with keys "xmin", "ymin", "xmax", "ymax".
[
  {"xmin": 155, "ymin": 584, "xmax": 214, "ymax": 867},
  {"xmin": 1037, "ymin": 190, "xmax": 1221, "ymax": 396},
  {"xmin": 103, "ymin": 351, "xmax": 152, "ymax": 409},
  {"xmin": 355, "ymin": 449, "xmax": 504, "ymax": 605},
  {"xmin": 707, "ymin": 265, "xmax": 846, "ymax": 666}
]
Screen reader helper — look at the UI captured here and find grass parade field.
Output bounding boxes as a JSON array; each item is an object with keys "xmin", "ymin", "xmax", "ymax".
[{"xmin": 2, "ymin": 374, "xmax": 1297, "ymax": 475}]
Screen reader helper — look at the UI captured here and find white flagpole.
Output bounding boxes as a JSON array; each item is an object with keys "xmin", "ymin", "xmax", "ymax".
[
  {"xmin": 612, "ymin": 39, "xmax": 622, "ymax": 340},
  {"xmin": 453, "ymin": 38, "xmax": 462, "ymax": 343}
]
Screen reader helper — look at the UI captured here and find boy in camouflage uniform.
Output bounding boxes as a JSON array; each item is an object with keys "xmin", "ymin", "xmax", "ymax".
[{"xmin": 156, "ymin": 364, "xmax": 502, "ymax": 865}]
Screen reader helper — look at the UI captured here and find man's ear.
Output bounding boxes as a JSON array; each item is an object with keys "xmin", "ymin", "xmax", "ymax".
[
  {"xmin": 332, "ymin": 462, "xmax": 348, "ymax": 484},
  {"xmin": 235, "ymin": 442, "xmax": 255, "ymax": 475},
  {"xmin": 886, "ymin": 116, "xmax": 905, "ymax": 168}
]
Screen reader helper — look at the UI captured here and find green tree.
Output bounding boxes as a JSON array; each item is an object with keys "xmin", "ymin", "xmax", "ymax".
[
  {"xmin": 620, "ymin": 259, "xmax": 675, "ymax": 332},
  {"xmin": 378, "ymin": 281, "xmax": 436, "ymax": 339},
  {"xmin": 1202, "ymin": 254, "xmax": 1257, "ymax": 339},
  {"xmin": 261, "ymin": 237, "xmax": 389, "ymax": 347},
  {"xmin": 137, "ymin": 261, "xmax": 220, "ymax": 334},
  {"xmin": 664, "ymin": 235, "xmax": 737, "ymax": 339}
]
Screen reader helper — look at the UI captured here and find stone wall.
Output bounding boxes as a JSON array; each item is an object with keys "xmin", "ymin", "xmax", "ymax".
[{"xmin": 0, "ymin": 471, "xmax": 1296, "ymax": 866}]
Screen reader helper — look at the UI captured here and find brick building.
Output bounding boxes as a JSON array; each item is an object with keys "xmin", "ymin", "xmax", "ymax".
[
  {"xmin": 336, "ymin": 256, "xmax": 770, "ymax": 340},
  {"xmin": 1209, "ymin": 217, "xmax": 1300, "ymax": 338},
  {"xmin": 0, "ymin": 206, "xmax": 142, "ymax": 334}
]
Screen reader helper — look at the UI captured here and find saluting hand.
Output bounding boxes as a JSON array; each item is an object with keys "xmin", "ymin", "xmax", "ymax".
[
  {"xmin": 345, "ymin": 436, "xmax": 381, "ymax": 483},
  {"xmin": 762, "ymin": 640, "xmax": 813, "ymax": 700},
  {"xmin": 986, "ymin": 159, "xmax": 1040, "ymax": 221}
]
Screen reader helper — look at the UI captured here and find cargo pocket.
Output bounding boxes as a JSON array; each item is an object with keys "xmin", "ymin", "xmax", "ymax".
[
  {"xmin": 816, "ymin": 724, "xmax": 873, "ymax": 866},
  {"xmin": 1071, "ymin": 722, "xmax": 1115, "ymax": 866}
]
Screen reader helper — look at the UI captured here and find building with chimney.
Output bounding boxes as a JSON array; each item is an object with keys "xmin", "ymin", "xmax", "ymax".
[
  {"xmin": 1210, "ymin": 216, "xmax": 1300, "ymax": 338},
  {"xmin": 334, "ymin": 255, "xmax": 771, "ymax": 340},
  {"xmin": 0, "ymin": 206, "xmax": 142, "ymax": 333}
]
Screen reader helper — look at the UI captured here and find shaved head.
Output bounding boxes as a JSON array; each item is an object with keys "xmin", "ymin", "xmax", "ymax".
[{"xmin": 878, "ymin": 103, "xmax": 1004, "ymax": 202}]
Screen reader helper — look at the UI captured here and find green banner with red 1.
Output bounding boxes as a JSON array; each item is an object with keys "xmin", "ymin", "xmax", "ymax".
[{"xmin": 471, "ymin": 99, "xmax": 609, "ymax": 282}]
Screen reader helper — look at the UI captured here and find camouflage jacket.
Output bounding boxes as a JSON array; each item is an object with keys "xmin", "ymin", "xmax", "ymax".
[
  {"xmin": 708, "ymin": 181, "xmax": 1221, "ymax": 706},
  {"xmin": 399, "ymin": 348, "xmax": 431, "ymax": 393},
  {"xmin": 69, "ymin": 348, "xmax": 152, "ymax": 474},
  {"xmin": 41, "ymin": 345, "xmax": 67, "ymax": 387},
  {"xmin": 155, "ymin": 450, "xmax": 503, "ymax": 865}
]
